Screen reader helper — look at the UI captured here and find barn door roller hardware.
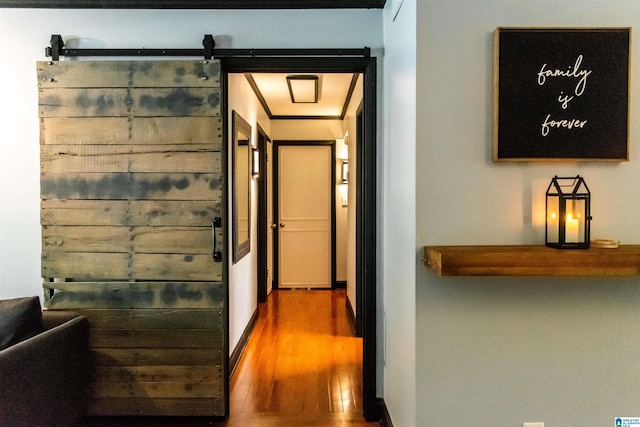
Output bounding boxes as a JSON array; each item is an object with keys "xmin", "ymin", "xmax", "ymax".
[
  {"xmin": 46, "ymin": 34, "xmax": 215, "ymax": 61},
  {"xmin": 46, "ymin": 34, "xmax": 371, "ymax": 61}
]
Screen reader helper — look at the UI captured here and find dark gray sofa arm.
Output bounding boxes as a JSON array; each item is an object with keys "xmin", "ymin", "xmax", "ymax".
[
  {"xmin": 41, "ymin": 310, "xmax": 84, "ymax": 330},
  {"xmin": 0, "ymin": 315, "xmax": 90, "ymax": 427}
]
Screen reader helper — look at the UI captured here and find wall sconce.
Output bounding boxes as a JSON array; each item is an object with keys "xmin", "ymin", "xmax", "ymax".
[
  {"xmin": 341, "ymin": 160, "xmax": 349, "ymax": 184},
  {"xmin": 252, "ymin": 147, "xmax": 260, "ymax": 177},
  {"xmin": 545, "ymin": 175, "xmax": 592, "ymax": 249},
  {"xmin": 286, "ymin": 75, "xmax": 319, "ymax": 103}
]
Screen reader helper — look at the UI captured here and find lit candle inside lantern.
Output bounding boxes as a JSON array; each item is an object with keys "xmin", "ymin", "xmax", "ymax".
[{"xmin": 565, "ymin": 214, "xmax": 580, "ymax": 243}]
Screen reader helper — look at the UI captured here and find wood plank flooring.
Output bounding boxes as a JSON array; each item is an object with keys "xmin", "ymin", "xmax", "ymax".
[
  {"xmin": 76, "ymin": 289, "xmax": 378, "ymax": 427},
  {"xmin": 227, "ymin": 289, "xmax": 378, "ymax": 426}
]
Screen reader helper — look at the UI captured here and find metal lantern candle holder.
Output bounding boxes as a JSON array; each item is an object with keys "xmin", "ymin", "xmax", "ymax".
[{"xmin": 545, "ymin": 175, "xmax": 592, "ymax": 249}]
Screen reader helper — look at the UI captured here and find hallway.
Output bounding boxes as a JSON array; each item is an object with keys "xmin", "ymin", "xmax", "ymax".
[{"xmin": 226, "ymin": 289, "xmax": 378, "ymax": 426}]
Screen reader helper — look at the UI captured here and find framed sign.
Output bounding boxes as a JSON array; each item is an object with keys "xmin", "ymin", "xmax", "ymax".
[{"xmin": 493, "ymin": 28, "xmax": 630, "ymax": 161}]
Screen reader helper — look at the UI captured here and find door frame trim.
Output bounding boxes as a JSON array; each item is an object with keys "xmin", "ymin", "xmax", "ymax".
[
  {"xmin": 221, "ymin": 54, "xmax": 378, "ymax": 421},
  {"xmin": 256, "ymin": 123, "xmax": 270, "ymax": 303},
  {"xmin": 272, "ymin": 140, "xmax": 337, "ymax": 291}
]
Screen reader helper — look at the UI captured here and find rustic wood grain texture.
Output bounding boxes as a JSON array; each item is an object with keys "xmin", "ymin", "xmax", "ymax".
[
  {"xmin": 84, "ymin": 398, "xmax": 224, "ymax": 417},
  {"xmin": 90, "ymin": 329, "xmax": 222, "ymax": 349},
  {"xmin": 75, "ymin": 309, "xmax": 222, "ymax": 329},
  {"xmin": 39, "ymin": 87, "xmax": 221, "ymax": 118},
  {"xmin": 90, "ymin": 348, "xmax": 222, "ymax": 367},
  {"xmin": 39, "ymin": 59, "xmax": 226, "ymax": 417},
  {"xmin": 42, "ymin": 252, "xmax": 130, "ymax": 279},
  {"xmin": 44, "ymin": 281, "xmax": 224, "ymax": 310},
  {"xmin": 41, "ymin": 117, "xmax": 222, "ymax": 146},
  {"xmin": 41, "ymin": 145, "xmax": 221, "ymax": 173},
  {"xmin": 42, "ymin": 252, "xmax": 222, "ymax": 281},
  {"xmin": 90, "ymin": 380, "xmax": 223, "ymax": 399},
  {"xmin": 37, "ymin": 60, "xmax": 221, "ymax": 89},
  {"xmin": 42, "ymin": 200, "xmax": 222, "ymax": 226},
  {"xmin": 424, "ymin": 245, "xmax": 640, "ymax": 276},
  {"xmin": 41, "ymin": 172, "xmax": 222, "ymax": 200},
  {"xmin": 94, "ymin": 365, "xmax": 221, "ymax": 383},
  {"xmin": 42, "ymin": 225, "xmax": 221, "ymax": 254}
]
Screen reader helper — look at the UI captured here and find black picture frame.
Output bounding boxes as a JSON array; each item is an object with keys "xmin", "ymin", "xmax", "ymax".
[{"xmin": 493, "ymin": 27, "xmax": 630, "ymax": 162}]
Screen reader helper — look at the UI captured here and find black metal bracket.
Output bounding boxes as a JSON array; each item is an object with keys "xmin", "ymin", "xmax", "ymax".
[
  {"xmin": 47, "ymin": 34, "xmax": 64, "ymax": 61},
  {"xmin": 45, "ymin": 34, "xmax": 216, "ymax": 61}
]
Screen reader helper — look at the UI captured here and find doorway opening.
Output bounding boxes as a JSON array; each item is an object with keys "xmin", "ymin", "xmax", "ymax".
[{"xmin": 221, "ymin": 53, "xmax": 378, "ymax": 421}]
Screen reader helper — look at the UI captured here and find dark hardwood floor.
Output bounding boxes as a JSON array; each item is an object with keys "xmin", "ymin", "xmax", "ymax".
[{"xmin": 77, "ymin": 289, "xmax": 378, "ymax": 427}]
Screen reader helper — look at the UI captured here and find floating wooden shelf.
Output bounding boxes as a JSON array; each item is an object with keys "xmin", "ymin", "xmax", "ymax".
[{"xmin": 423, "ymin": 245, "xmax": 640, "ymax": 276}]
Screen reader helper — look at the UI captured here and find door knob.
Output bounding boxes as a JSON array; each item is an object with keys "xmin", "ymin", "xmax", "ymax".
[
  {"xmin": 280, "ymin": 223, "xmax": 285, "ymax": 228},
  {"xmin": 271, "ymin": 223, "xmax": 277, "ymax": 229}
]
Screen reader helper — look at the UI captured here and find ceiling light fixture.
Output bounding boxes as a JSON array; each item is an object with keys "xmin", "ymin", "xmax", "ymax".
[{"xmin": 286, "ymin": 75, "xmax": 319, "ymax": 103}]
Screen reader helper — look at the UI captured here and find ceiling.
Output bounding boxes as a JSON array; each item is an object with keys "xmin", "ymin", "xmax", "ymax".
[
  {"xmin": 0, "ymin": 0, "xmax": 385, "ymax": 8},
  {"xmin": 244, "ymin": 72, "xmax": 360, "ymax": 120}
]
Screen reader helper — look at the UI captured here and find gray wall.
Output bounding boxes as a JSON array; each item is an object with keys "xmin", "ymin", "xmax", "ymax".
[{"xmin": 416, "ymin": 1, "xmax": 640, "ymax": 425}]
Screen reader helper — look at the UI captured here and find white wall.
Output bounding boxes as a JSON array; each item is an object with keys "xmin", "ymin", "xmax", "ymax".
[
  {"xmin": 270, "ymin": 120, "xmax": 344, "ymax": 140},
  {"xmin": 416, "ymin": 1, "xmax": 640, "ymax": 425},
  {"xmin": 342, "ymin": 75, "xmax": 363, "ymax": 317},
  {"xmin": 228, "ymin": 73, "xmax": 270, "ymax": 353},
  {"xmin": 382, "ymin": 0, "xmax": 417, "ymax": 425}
]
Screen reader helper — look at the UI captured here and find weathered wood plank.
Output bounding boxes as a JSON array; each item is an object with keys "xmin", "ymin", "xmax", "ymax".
[
  {"xmin": 128, "ymin": 200, "xmax": 223, "ymax": 227},
  {"xmin": 39, "ymin": 88, "xmax": 129, "ymax": 117},
  {"xmin": 42, "ymin": 226, "xmax": 221, "ymax": 254},
  {"xmin": 131, "ymin": 226, "xmax": 223, "ymax": 255},
  {"xmin": 42, "ymin": 252, "xmax": 221, "ymax": 281},
  {"xmin": 75, "ymin": 309, "xmax": 222, "ymax": 330},
  {"xmin": 40, "ymin": 117, "xmax": 222, "ymax": 146},
  {"xmin": 90, "ymin": 329, "xmax": 222, "ymax": 349},
  {"xmin": 130, "ymin": 117, "xmax": 222, "ymax": 146},
  {"xmin": 41, "ymin": 145, "xmax": 221, "ymax": 174},
  {"xmin": 90, "ymin": 380, "xmax": 223, "ymax": 399},
  {"xmin": 42, "ymin": 225, "xmax": 129, "ymax": 253},
  {"xmin": 39, "ymin": 87, "xmax": 221, "ymax": 118},
  {"xmin": 131, "ymin": 227, "xmax": 223, "ymax": 255},
  {"xmin": 41, "ymin": 117, "xmax": 129, "ymax": 145},
  {"xmin": 42, "ymin": 252, "xmax": 129, "ymax": 280},
  {"xmin": 44, "ymin": 281, "xmax": 224, "ymax": 310},
  {"xmin": 37, "ymin": 61, "xmax": 132, "ymax": 88},
  {"xmin": 41, "ymin": 200, "xmax": 222, "ymax": 226},
  {"xmin": 133, "ymin": 253, "xmax": 222, "ymax": 281},
  {"xmin": 94, "ymin": 365, "xmax": 222, "ymax": 383},
  {"xmin": 41, "ymin": 172, "xmax": 222, "ymax": 200},
  {"xmin": 37, "ymin": 60, "xmax": 221, "ymax": 89},
  {"xmin": 42, "ymin": 200, "xmax": 129, "ymax": 226},
  {"xmin": 91, "ymin": 348, "xmax": 222, "ymax": 367},
  {"xmin": 85, "ymin": 397, "xmax": 224, "ymax": 416}
]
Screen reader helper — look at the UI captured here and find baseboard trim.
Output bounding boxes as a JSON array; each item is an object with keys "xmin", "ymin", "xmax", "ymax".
[
  {"xmin": 335, "ymin": 280, "xmax": 347, "ymax": 289},
  {"xmin": 229, "ymin": 307, "xmax": 258, "ymax": 378},
  {"xmin": 378, "ymin": 398, "xmax": 394, "ymax": 427}
]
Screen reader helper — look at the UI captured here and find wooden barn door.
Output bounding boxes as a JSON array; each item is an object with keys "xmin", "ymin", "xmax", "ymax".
[{"xmin": 37, "ymin": 60, "xmax": 226, "ymax": 416}]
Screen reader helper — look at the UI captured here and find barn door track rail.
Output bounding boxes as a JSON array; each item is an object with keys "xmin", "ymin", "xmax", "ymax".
[
  {"xmin": 46, "ymin": 34, "xmax": 216, "ymax": 61},
  {"xmin": 45, "ymin": 34, "xmax": 371, "ymax": 61}
]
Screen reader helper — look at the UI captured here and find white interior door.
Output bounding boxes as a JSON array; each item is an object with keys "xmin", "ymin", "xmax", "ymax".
[{"xmin": 278, "ymin": 145, "xmax": 332, "ymax": 289}]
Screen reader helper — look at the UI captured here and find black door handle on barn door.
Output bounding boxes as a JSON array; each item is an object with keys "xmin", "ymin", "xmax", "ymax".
[{"xmin": 212, "ymin": 217, "xmax": 222, "ymax": 262}]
